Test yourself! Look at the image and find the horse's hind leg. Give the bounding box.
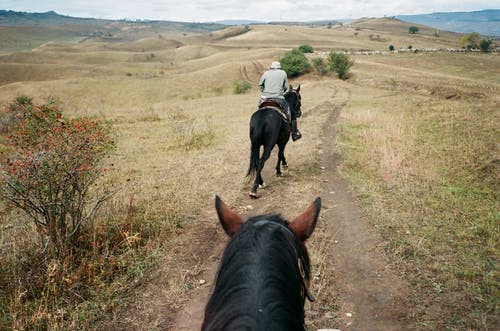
[276,144,287,176]
[250,146,272,197]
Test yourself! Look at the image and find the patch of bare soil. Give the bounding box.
[104,81,411,331]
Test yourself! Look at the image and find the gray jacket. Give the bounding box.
[258,68,289,99]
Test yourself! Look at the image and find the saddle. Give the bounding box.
[258,98,289,122]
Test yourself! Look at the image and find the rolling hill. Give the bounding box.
[0,10,226,53]
[396,9,500,36]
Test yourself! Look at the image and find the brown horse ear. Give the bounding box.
[296,84,301,92]
[289,84,293,91]
[215,195,244,237]
[289,198,321,241]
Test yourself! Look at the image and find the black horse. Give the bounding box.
[247,85,302,197]
[201,196,321,331]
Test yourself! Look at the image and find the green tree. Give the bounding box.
[467,32,481,49]
[409,26,419,34]
[327,52,353,79]
[298,44,314,53]
[280,49,311,77]
[479,39,492,52]
[460,35,469,48]
[389,44,395,51]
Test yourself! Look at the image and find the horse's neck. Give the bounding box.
[285,93,296,109]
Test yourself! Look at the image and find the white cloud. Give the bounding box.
[1,0,498,21]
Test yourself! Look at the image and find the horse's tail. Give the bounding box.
[247,142,259,177]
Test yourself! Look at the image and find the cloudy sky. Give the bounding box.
[1,1,498,22]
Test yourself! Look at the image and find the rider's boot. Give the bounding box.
[291,119,302,141]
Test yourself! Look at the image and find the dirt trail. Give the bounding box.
[171,82,410,330]
[315,85,410,330]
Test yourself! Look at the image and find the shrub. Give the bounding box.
[312,57,329,76]
[232,81,252,94]
[389,45,395,51]
[0,97,115,257]
[280,49,311,77]
[461,32,481,49]
[298,44,314,53]
[408,45,413,50]
[327,52,353,79]
[409,26,419,34]
[479,39,492,52]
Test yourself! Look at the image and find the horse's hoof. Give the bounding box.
[282,164,288,169]
[259,182,266,189]
[249,192,259,198]
[276,173,283,177]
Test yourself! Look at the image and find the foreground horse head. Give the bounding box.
[201,196,321,331]
[247,84,302,198]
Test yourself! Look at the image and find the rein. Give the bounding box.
[253,220,315,302]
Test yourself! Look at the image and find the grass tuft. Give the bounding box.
[170,118,216,150]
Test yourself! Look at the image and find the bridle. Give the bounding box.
[253,220,315,302]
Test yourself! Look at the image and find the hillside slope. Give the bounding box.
[396,9,500,36]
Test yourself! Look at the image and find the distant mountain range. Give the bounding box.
[215,19,262,26]
[1,9,499,36]
[0,10,109,26]
[0,10,224,32]
[396,9,500,37]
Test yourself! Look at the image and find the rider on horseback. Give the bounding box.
[258,61,302,141]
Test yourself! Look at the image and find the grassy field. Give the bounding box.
[0,19,498,330]
[339,53,499,328]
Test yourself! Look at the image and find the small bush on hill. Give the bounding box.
[327,52,353,79]
[280,49,311,77]
[312,57,329,76]
[298,44,314,53]
[389,45,395,51]
[232,81,252,94]
[409,26,419,34]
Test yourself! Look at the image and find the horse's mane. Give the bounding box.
[202,214,309,331]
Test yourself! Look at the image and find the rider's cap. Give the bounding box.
[270,61,281,69]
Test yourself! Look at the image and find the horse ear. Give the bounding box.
[289,84,293,91]
[296,84,301,92]
[215,195,244,237]
[289,198,321,241]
